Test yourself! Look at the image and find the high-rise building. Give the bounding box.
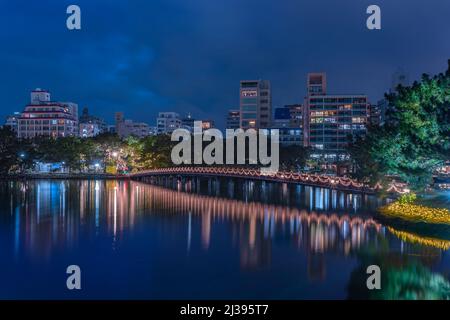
[303,74,369,160]
[307,73,327,96]
[226,109,240,129]
[115,111,152,138]
[156,112,181,134]
[17,89,79,139]
[79,107,107,138]
[239,80,271,129]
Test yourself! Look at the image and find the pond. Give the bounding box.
[0,179,449,299]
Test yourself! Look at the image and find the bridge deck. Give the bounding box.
[130,167,377,194]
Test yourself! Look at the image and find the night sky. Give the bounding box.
[1,0,449,129]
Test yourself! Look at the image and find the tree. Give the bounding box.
[0,127,20,173]
[349,64,450,191]
[35,136,90,172]
[279,145,310,172]
[126,134,174,171]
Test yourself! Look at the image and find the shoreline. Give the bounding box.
[0,173,130,180]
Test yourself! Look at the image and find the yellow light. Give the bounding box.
[380,202,450,225]
[388,227,450,250]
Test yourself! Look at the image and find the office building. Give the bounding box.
[285,104,303,128]
[272,107,291,128]
[239,80,271,129]
[17,88,79,138]
[265,127,302,146]
[115,112,152,138]
[268,106,303,145]
[157,112,181,134]
[304,74,369,160]
[4,112,21,132]
[226,109,240,129]
[79,107,107,137]
[307,73,327,96]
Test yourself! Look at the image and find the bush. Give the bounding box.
[398,192,417,204]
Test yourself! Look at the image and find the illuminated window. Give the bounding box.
[352,117,365,123]
[339,104,352,110]
[241,90,257,97]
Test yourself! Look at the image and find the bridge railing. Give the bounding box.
[130,166,378,192]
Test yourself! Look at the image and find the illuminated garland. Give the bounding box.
[131,167,378,191]
[387,227,450,250]
[381,202,450,225]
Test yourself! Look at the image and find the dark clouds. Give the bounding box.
[0,0,449,128]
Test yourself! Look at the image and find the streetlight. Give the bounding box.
[18,152,26,173]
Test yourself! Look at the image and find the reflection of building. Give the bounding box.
[240,80,271,129]
[10,175,449,297]
[307,253,326,281]
[79,107,107,137]
[238,215,272,270]
[303,74,369,160]
[201,212,211,249]
[226,109,240,129]
[115,112,152,138]
[17,88,79,138]
[157,112,181,134]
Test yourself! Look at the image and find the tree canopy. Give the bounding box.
[348,64,450,191]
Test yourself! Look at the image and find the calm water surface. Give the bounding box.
[0,179,449,299]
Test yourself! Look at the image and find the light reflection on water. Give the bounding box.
[0,179,449,299]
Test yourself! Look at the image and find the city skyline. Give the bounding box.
[1,0,449,129]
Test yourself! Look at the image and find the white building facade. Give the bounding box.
[115,112,152,138]
[157,112,181,134]
[17,89,78,139]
